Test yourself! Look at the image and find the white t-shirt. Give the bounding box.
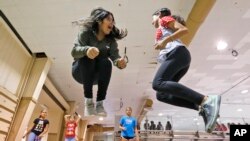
[157,27,185,63]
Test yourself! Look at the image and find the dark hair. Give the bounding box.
[172,15,186,26]
[153,8,171,17]
[152,8,186,26]
[82,7,127,40]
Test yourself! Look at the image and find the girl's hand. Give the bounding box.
[22,134,26,138]
[38,135,43,139]
[154,40,166,50]
[117,58,127,69]
[121,127,126,130]
[86,47,99,59]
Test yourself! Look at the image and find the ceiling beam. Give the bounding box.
[181,0,217,46]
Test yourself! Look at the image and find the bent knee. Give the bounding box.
[152,80,159,91]
[156,92,173,102]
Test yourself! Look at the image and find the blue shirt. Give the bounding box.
[119,116,137,137]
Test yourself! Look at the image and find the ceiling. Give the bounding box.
[1,0,250,130]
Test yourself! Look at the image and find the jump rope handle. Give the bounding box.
[123,46,129,63]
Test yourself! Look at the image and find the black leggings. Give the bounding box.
[152,46,204,110]
[72,57,112,101]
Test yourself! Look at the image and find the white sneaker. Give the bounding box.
[96,101,107,117]
[199,95,221,133]
[84,99,96,116]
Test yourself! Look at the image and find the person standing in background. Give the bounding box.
[64,114,81,141]
[23,109,49,141]
[119,107,139,141]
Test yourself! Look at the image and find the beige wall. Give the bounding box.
[0,16,32,141]
[0,18,32,95]
[1,13,69,141]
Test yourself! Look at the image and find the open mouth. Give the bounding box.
[108,25,113,30]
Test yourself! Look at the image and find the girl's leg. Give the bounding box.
[157,65,199,110]
[65,137,76,141]
[27,132,36,141]
[156,92,199,110]
[152,46,204,105]
[121,137,128,141]
[77,57,97,115]
[153,46,221,133]
[37,136,42,141]
[72,57,96,98]
[95,58,112,116]
[79,57,96,99]
[96,58,112,101]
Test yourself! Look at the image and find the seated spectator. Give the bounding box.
[144,119,150,130]
[165,121,172,130]
[150,121,156,130]
[156,121,164,130]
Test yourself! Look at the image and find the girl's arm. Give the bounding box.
[38,124,49,138]
[64,115,70,122]
[154,17,188,50]
[162,16,188,42]
[109,40,127,69]
[119,124,126,130]
[71,29,93,59]
[22,124,34,138]
[75,114,81,124]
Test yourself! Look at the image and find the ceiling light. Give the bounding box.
[193,118,198,121]
[99,117,104,121]
[237,108,243,112]
[217,40,228,50]
[241,90,248,94]
[158,113,163,116]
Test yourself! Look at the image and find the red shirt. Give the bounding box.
[155,16,175,41]
[65,121,77,138]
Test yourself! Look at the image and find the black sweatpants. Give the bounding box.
[72,57,112,101]
[152,46,204,110]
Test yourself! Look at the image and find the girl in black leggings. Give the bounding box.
[152,8,221,133]
[72,7,127,117]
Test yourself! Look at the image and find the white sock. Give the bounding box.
[96,100,103,105]
[85,98,93,104]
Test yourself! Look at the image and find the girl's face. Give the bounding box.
[40,110,47,118]
[152,15,159,28]
[126,108,132,116]
[69,116,75,122]
[99,14,114,35]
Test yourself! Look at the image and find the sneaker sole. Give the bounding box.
[206,95,221,133]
